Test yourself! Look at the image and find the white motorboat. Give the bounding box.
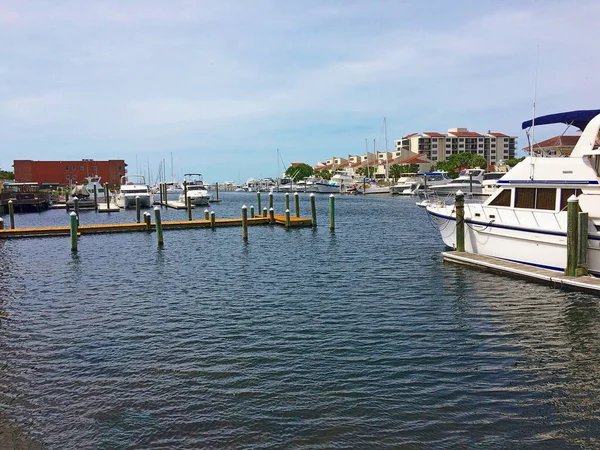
[316,173,354,194]
[115,175,153,209]
[481,172,506,196]
[84,175,105,199]
[179,173,211,206]
[428,168,485,196]
[392,172,453,195]
[364,184,391,195]
[425,108,600,275]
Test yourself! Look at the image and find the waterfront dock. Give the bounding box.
[0,214,312,239]
[443,251,600,294]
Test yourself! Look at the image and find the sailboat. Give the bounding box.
[364,118,391,194]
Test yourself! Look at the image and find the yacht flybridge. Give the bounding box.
[426,109,600,275]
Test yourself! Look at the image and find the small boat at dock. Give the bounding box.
[114,175,153,209]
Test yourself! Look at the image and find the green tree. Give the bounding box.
[356,166,376,178]
[314,169,332,180]
[285,163,313,181]
[433,152,486,178]
[0,170,14,180]
[504,157,525,167]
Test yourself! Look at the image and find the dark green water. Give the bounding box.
[1,193,599,448]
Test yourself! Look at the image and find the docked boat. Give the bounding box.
[481,172,506,196]
[84,175,105,199]
[364,184,391,195]
[428,168,485,196]
[392,172,453,195]
[114,175,153,209]
[425,108,600,275]
[316,173,354,194]
[179,173,211,206]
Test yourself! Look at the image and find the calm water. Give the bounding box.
[1,192,600,448]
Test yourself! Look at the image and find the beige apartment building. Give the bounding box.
[394,128,517,166]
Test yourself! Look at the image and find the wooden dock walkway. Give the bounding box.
[0,214,312,239]
[96,203,121,213]
[443,251,600,294]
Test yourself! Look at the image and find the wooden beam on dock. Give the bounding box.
[0,215,313,239]
[442,251,600,294]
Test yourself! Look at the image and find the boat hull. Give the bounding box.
[116,193,153,209]
[426,205,600,275]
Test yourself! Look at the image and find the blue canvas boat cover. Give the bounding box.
[521,109,600,130]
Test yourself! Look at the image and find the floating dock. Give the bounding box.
[96,203,121,213]
[443,251,600,294]
[0,214,312,239]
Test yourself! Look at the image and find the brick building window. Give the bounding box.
[66,166,69,170]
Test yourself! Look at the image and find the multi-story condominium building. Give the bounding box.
[394,128,516,166]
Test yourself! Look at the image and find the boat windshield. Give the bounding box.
[122,188,149,194]
[188,186,207,191]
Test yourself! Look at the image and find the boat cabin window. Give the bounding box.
[514,188,556,210]
[489,189,511,207]
[560,188,582,211]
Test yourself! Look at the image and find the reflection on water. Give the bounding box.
[0,193,599,448]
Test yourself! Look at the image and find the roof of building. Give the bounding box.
[447,131,483,137]
[397,153,431,165]
[488,132,509,137]
[402,133,418,139]
[524,135,580,150]
[423,132,446,137]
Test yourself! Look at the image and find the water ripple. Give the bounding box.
[1,193,600,448]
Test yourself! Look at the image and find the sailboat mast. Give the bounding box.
[384,117,389,182]
[373,138,376,180]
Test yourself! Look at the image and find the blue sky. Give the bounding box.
[1,0,599,183]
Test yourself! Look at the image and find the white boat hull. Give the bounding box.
[116,193,153,209]
[426,203,600,274]
[316,182,341,194]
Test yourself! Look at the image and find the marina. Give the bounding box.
[1,193,599,448]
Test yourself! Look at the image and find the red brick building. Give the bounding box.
[14,159,127,186]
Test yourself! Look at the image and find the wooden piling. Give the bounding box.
[566,195,578,276]
[204,209,209,220]
[285,193,290,212]
[183,181,188,210]
[135,195,141,223]
[73,196,80,224]
[93,184,98,208]
[210,211,216,229]
[154,207,164,247]
[215,182,219,201]
[8,200,15,229]
[577,211,589,276]
[285,209,291,229]
[263,207,267,217]
[187,195,192,221]
[242,205,248,240]
[257,192,261,211]
[294,192,300,217]
[104,183,110,211]
[269,207,275,224]
[469,173,473,193]
[310,193,317,228]
[69,211,78,252]
[250,205,255,218]
[159,182,164,205]
[269,192,274,210]
[144,212,151,231]
[455,191,465,252]
[0,217,4,230]
[329,194,335,231]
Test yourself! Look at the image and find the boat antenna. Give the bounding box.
[530,45,540,157]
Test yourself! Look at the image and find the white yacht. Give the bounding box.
[393,172,453,195]
[84,175,105,199]
[481,172,506,196]
[115,175,153,209]
[426,108,600,275]
[179,173,211,206]
[428,168,485,196]
[316,173,354,194]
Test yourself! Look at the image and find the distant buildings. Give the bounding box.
[14,159,126,186]
[394,128,517,166]
[311,126,518,181]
